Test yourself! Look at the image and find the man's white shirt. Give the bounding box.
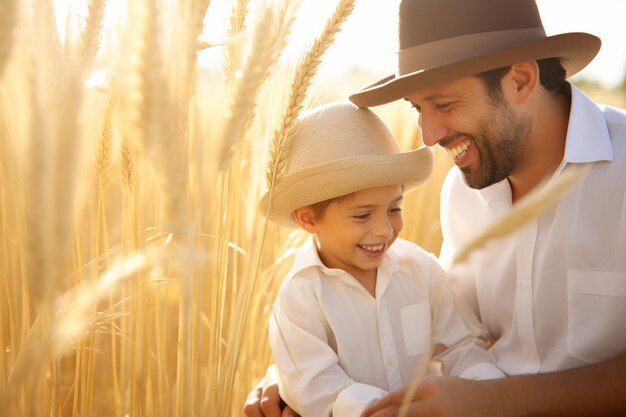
[439,85,626,375]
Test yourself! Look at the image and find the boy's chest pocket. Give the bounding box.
[401,303,431,356]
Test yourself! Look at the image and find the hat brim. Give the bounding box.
[350,32,601,108]
[260,146,433,228]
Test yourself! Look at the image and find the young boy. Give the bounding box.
[259,102,503,417]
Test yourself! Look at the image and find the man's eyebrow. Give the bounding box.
[405,94,454,104]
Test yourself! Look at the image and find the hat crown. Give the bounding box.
[286,102,400,175]
[399,0,543,50]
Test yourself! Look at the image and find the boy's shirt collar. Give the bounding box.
[289,236,400,295]
[477,83,614,208]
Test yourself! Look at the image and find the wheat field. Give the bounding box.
[0,1,450,416]
[1,1,623,417]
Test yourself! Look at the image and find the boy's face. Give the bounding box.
[310,185,404,281]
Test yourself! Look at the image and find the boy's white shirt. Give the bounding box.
[269,237,504,417]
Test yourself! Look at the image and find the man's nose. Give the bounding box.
[418,112,448,147]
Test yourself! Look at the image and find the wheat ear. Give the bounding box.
[266,0,357,190]
[218,0,301,171]
[96,96,114,187]
[125,0,162,154]
[452,164,589,265]
[125,0,186,231]
[80,0,107,71]
[224,0,250,88]
[120,136,135,189]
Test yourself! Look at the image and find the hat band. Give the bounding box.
[396,27,546,76]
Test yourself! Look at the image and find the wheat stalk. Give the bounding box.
[266,0,357,190]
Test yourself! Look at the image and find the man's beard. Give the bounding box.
[460,99,532,189]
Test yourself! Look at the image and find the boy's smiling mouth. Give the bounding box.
[358,243,386,258]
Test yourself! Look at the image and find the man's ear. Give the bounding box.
[505,61,539,106]
[293,207,317,234]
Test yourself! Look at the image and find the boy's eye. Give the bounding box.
[352,213,370,220]
[390,207,402,213]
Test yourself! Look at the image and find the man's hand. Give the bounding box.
[363,355,626,417]
[243,366,301,417]
[361,376,485,417]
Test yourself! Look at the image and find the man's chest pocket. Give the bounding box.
[567,270,626,363]
[401,303,431,356]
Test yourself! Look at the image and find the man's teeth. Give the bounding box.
[361,243,384,252]
[446,143,470,160]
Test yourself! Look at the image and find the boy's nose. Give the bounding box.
[372,215,394,238]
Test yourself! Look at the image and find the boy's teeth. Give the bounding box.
[361,243,384,252]
[446,142,470,160]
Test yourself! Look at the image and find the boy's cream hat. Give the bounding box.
[259,102,433,228]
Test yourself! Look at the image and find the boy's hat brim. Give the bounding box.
[259,102,434,228]
[260,146,433,228]
[350,0,601,108]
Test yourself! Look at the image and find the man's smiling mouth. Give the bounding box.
[446,141,470,161]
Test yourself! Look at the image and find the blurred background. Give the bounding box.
[2,1,625,416]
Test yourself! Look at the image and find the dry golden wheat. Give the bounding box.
[225,0,250,87]
[218,0,301,171]
[96,96,114,186]
[80,0,107,71]
[120,136,135,189]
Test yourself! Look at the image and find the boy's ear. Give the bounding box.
[293,207,317,233]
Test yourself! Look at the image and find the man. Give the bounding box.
[245,0,626,416]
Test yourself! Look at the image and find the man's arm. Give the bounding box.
[362,353,626,417]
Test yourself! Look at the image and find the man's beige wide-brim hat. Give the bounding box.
[259,102,433,228]
[350,0,601,107]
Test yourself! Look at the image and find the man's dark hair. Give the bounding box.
[477,58,569,100]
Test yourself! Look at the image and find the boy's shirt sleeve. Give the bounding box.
[269,276,387,417]
[424,254,506,380]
